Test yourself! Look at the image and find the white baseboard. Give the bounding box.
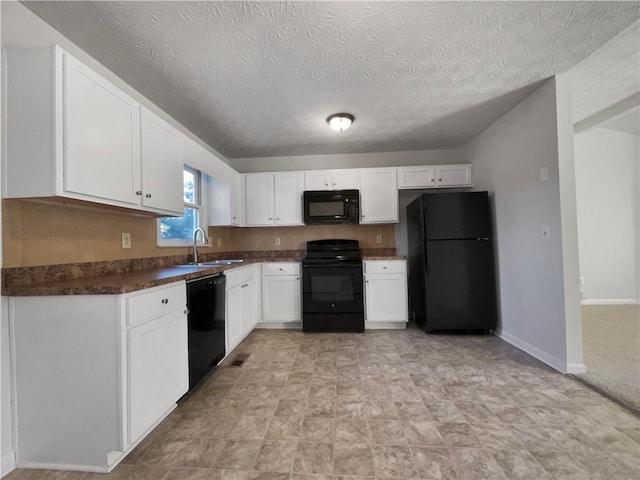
[581,299,639,305]
[365,322,407,330]
[255,321,302,329]
[566,362,587,374]
[496,330,568,373]
[1,451,16,478]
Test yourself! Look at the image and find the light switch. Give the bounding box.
[540,167,549,183]
[121,232,131,249]
[275,237,281,246]
[217,238,222,247]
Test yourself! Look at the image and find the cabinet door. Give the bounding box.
[262,276,301,322]
[128,309,188,443]
[226,283,244,352]
[242,280,256,335]
[360,168,399,223]
[274,172,304,225]
[332,169,360,190]
[246,173,274,225]
[435,165,472,187]
[140,108,184,214]
[398,166,436,189]
[63,53,141,206]
[231,170,245,226]
[304,171,332,191]
[365,274,408,322]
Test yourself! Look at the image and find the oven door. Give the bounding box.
[302,261,364,332]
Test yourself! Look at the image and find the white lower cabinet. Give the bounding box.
[261,263,301,326]
[7,281,188,473]
[225,264,261,352]
[364,260,408,328]
[127,308,188,443]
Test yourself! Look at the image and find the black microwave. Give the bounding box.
[303,190,360,225]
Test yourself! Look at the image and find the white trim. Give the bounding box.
[255,322,302,329]
[365,322,407,330]
[1,452,16,477]
[496,329,568,373]
[566,362,587,374]
[581,299,639,305]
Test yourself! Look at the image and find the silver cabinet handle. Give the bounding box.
[161,298,169,304]
[135,190,142,195]
[146,193,152,198]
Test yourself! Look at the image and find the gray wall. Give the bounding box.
[463,77,583,373]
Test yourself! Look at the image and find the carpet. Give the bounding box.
[578,304,640,412]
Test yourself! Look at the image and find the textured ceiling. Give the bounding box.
[570,20,640,123]
[23,1,640,159]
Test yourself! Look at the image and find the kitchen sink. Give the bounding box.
[172,259,244,268]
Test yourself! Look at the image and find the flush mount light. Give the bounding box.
[327,113,354,132]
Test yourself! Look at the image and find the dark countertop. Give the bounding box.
[2,253,404,296]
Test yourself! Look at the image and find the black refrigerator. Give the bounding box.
[406,191,497,333]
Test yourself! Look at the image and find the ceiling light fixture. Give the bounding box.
[327,113,354,132]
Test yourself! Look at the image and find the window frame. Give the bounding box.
[156,166,207,247]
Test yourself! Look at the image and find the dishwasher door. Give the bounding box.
[186,274,226,391]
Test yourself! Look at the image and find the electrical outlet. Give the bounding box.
[121,232,131,249]
[376,234,383,244]
[275,237,281,246]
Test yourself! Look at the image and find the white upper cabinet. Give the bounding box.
[63,53,141,206]
[359,168,399,223]
[5,46,187,216]
[230,170,246,226]
[274,172,304,225]
[139,107,184,214]
[246,172,303,226]
[398,164,472,189]
[207,166,245,227]
[304,169,360,191]
[246,173,275,226]
[398,166,436,189]
[435,164,473,187]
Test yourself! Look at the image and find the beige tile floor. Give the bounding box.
[6,328,640,480]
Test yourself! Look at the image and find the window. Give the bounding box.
[157,167,203,246]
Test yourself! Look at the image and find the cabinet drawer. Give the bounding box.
[225,265,257,288]
[126,282,186,327]
[364,260,406,274]
[262,262,301,276]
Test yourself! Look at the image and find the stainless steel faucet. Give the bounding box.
[193,227,209,264]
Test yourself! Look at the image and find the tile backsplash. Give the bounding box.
[2,200,395,267]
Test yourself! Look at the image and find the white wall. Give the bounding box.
[230,149,463,173]
[574,127,640,303]
[463,77,584,373]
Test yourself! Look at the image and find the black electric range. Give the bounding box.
[301,239,364,333]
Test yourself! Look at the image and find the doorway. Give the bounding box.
[573,106,640,411]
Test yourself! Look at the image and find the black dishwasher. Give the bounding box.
[186,274,226,391]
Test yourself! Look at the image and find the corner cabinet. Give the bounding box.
[7,282,188,473]
[261,263,301,327]
[5,46,183,216]
[364,260,408,328]
[225,264,261,353]
[359,168,399,223]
